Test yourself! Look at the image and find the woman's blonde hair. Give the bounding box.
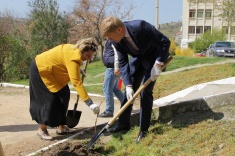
[100,16,124,37]
[73,37,98,53]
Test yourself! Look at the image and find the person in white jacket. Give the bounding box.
[98,40,124,117]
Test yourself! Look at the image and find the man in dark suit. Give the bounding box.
[100,16,170,143]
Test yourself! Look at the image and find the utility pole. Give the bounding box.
[156,0,159,30]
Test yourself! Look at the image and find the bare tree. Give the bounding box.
[69,0,136,60]
[0,11,15,36]
[215,0,235,26]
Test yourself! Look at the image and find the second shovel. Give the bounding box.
[66,60,89,128]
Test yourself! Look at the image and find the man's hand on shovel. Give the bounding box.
[150,60,163,81]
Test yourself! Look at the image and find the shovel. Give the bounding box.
[86,56,173,149]
[66,60,89,128]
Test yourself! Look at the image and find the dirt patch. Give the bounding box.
[39,142,100,156]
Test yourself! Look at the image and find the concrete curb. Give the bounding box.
[152,77,235,122]
[153,77,235,106]
[0,83,105,98]
[154,90,235,122]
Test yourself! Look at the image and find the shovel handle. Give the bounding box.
[107,56,173,125]
[81,60,89,82]
[73,60,89,110]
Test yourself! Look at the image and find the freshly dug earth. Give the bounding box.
[39,142,101,156]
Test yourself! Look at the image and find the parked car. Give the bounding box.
[211,41,235,57]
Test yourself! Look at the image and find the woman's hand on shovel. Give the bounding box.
[90,103,100,114]
[80,68,86,77]
[85,98,100,114]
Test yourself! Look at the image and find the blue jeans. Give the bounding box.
[103,68,124,114]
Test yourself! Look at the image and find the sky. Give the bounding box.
[0,0,182,25]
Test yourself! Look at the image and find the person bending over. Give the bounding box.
[29,38,100,140]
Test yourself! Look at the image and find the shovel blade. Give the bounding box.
[66,110,82,128]
[86,124,109,149]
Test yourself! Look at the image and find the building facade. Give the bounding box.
[181,0,235,49]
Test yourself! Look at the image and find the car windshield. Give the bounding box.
[215,42,235,48]
[215,42,230,47]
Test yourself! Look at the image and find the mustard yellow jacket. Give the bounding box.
[35,44,89,101]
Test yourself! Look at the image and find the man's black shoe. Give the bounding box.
[136,130,148,143]
[108,124,130,133]
[98,112,113,117]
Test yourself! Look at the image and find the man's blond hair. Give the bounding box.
[100,16,124,37]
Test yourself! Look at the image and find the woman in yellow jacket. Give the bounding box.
[29,38,100,140]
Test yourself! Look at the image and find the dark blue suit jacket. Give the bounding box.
[110,20,170,86]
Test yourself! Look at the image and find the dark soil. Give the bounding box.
[39,142,100,156]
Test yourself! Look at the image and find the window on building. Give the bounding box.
[196,26,203,33]
[189,10,196,17]
[205,9,212,18]
[197,9,204,18]
[189,26,195,33]
[223,26,229,34]
[230,26,235,34]
[204,26,211,32]
[198,0,207,3]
